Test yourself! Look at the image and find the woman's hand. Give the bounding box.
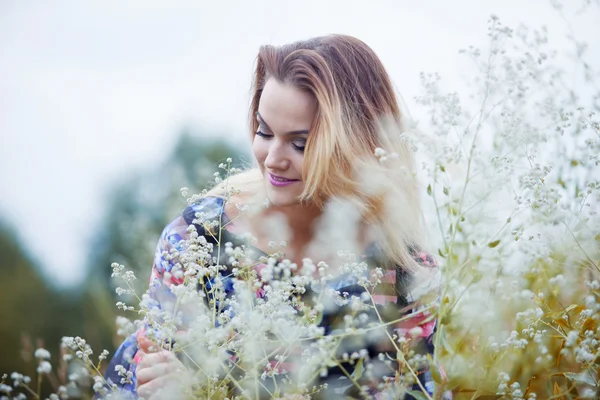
[136,337,190,400]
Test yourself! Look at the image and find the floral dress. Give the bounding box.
[104,196,450,399]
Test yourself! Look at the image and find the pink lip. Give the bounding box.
[268,173,299,187]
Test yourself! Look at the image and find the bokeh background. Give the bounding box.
[1,0,597,386]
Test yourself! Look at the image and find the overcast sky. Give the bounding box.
[0,0,597,286]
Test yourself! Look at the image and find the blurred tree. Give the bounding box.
[0,128,245,398]
[83,129,245,354]
[0,220,86,387]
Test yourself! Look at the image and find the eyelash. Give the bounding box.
[255,131,306,152]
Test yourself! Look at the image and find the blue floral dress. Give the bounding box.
[104,196,450,399]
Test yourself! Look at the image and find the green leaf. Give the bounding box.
[488,240,501,248]
[595,234,600,242]
[351,358,364,380]
[443,186,449,196]
[427,184,432,196]
[438,249,446,258]
[564,371,596,387]
[427,355,442,384]
[405,390,430,400]
[439,165,446,172]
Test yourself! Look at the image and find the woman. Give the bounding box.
[104,34,450,399]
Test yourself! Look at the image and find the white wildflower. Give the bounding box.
[36,361,52,374]
[34,348,51,360]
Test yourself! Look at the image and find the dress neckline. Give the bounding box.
[199,195,380,263]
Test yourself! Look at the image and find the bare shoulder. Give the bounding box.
[223,193,248,220]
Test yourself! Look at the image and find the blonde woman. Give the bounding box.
[104,35,450,400]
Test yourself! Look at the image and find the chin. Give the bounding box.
[265,188,302,208]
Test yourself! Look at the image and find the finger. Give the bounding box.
[138,337,158,353]
[136,360,179,386]
[137,350,176,371]
[136,373,186,400]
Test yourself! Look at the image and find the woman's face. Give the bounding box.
[253,78,317,207]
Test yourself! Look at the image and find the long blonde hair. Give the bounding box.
[210,34,432,282]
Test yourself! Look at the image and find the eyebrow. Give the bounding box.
[256,112,310,135]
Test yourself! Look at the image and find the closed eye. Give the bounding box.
[292,138,306,152]
[255,130,273,139]
[256,130,306,153]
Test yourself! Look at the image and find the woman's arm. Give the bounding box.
[102,197,228,398]
[102,211,194,395]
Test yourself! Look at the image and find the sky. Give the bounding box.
[0,0,598,286]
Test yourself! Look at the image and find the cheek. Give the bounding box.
[292,153,304,176]
[252,137,268,165]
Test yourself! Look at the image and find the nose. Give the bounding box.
[263,140,290,172]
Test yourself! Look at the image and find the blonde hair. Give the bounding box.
[210,34,432,280]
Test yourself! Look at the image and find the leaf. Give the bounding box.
[405,390,430,400]
[595,234,600,242]
[564,304,585,314]
[439,165,446,172]
[438,249,446,259]
[564,372,596,387]
[556,339,566,366]
[488,240,501,248]
[351,358,364,380]
[555,317,571,329]
[582,317,595,332]
[427,355,443,384]
[427,184,432,196]
[440,313,453,326]
[553,382,564,399]
[443,186,449,196]
[573,218,589,232]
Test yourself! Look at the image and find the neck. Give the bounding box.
[225,195,323,264]
[265,201,322,242]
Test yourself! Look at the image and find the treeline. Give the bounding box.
[0,130,245,396]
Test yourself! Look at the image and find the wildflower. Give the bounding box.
[10,373,30,387]
[36,361,52,374]
[408,326,424,338]
[115,316,136,337]
[93,376,105,392]
[34,348,51,359]
[98,349,110,362]
[566,330,579,347]
[510,382,523,398]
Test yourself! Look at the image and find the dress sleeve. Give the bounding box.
[102,197,227,397]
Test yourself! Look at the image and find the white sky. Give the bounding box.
[0,0,597,286]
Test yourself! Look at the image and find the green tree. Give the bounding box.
[0,220,88,391]
[83,129,245,353]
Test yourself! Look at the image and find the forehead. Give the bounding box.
[258,79,317,131]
